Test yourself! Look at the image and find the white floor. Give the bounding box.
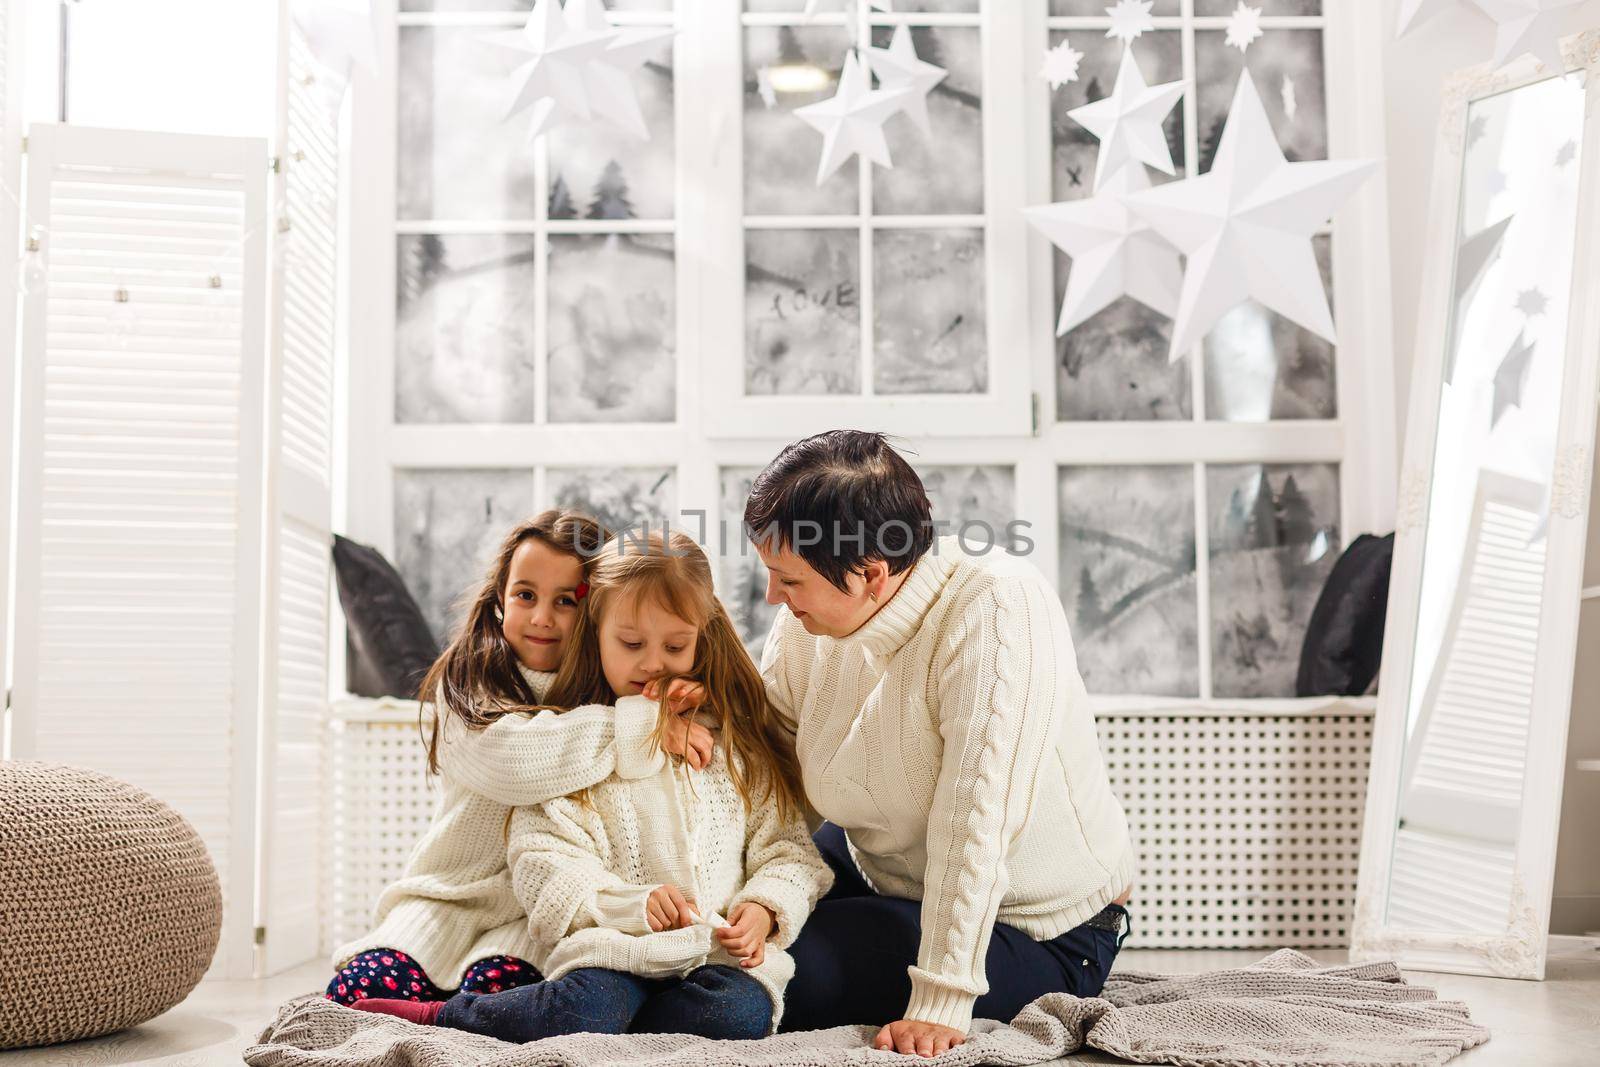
[4,946,1597,1066]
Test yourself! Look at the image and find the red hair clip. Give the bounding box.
[574,581,589,600]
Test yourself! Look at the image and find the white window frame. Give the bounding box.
[345,0,1396,702]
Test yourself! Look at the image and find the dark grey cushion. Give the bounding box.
[1296,532,1393,697]
[332,534,440,699]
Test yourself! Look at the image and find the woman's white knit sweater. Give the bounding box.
[331,668,670,987]
[758,536,1136,1033]
[507,747,832,1031]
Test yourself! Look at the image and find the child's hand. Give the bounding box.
[643,678,707,714]
[645,679,714,771]
[716,902,775,968]
[646,884,700,932]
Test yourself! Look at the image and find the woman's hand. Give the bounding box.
[873,1019,966,1058]
[715,902,775,968]
[644,680,713,771]
[645,884,699,932]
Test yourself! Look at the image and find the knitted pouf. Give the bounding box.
[0,760,223,1050]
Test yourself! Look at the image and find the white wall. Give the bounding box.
[1381,0,1600,936]
[53,0,276,137]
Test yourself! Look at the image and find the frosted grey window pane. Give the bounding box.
[918,466,1017,553]
[1050,30,1184,204]
[1053,251,1190,422]
[1049,1,1180,15]
[1059,465,1199,696]
[1204,235,1336,421]
[746,229,861,395]
[870,26,983,216]
[396,234,538,424]
[1195,0,1319,13]
[1195,30,1327,172]
[1207,462,1341,698]
[547,46,676,220]
[547,466,678,538]
[397,27,541,220]
[745,25,858,216]
[874,229,987,395]
[548,234,676,424]
[394,468,535,641]
[719,465,779,657]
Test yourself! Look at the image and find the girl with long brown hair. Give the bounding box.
[354,530,832,1041]
[326,511,715,1007]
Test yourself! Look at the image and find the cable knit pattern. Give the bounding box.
[507,748,833,1032]
[760,537,1136,1033]
[331,668,668,988]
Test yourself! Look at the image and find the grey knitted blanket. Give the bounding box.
[244,950,1489,1067]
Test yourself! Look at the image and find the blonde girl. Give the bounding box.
[354,530,832,1040]
[326,511,715,1005]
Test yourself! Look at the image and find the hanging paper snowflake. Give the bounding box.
[1041,38,1086,90]
[1224,3,1264,53]
[1105,1,1155,44]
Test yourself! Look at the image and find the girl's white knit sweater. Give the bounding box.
[331,668,670,987]
[758,536,1136,1033]
[507,747,832,1031]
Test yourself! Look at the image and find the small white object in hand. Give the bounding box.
[1224,2,1264,53]
[1041,38,1086,90]
[1105,0,1156,44]
[685,907,730,930]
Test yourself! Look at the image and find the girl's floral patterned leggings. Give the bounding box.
[325,949,541,1005]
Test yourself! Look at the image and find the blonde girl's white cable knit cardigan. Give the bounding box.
[331,667,669,988]
[507,748,833,1032]
[759,536,1136,1034]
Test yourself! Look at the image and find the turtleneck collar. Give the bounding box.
[843,536,962,663]
[517,661,558,694]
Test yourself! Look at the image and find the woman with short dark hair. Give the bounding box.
[746,430,1135,1059]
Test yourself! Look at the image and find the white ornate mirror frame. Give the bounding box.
[1351,32,1600,980]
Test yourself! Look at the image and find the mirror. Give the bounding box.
[1353,39,1600,980]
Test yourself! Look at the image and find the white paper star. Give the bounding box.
[1515,286,1549,316]
[1396,0,1475,36]
[1041,38,1086,91]
[1105,1,1156,44]
[1024,165,1183,336]
[1455,214,1514,306]
[1225,3,1265,53]
[794,51,909,184]
[564,0,676,141]
[1126,70,1380,360]
[489,0,614,143]
[864,25,948,138]
[1068,48,1187,190]
[1471,0,1589,72]
[1491,331,1535,426]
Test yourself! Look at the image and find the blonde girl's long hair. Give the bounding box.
[539,528,804,823]
[419,508,609,775]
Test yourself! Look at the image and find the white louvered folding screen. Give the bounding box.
[1390,469,1546,934]
[256,21,341,976]
[0,0,24,755]
[10,123,269,980]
